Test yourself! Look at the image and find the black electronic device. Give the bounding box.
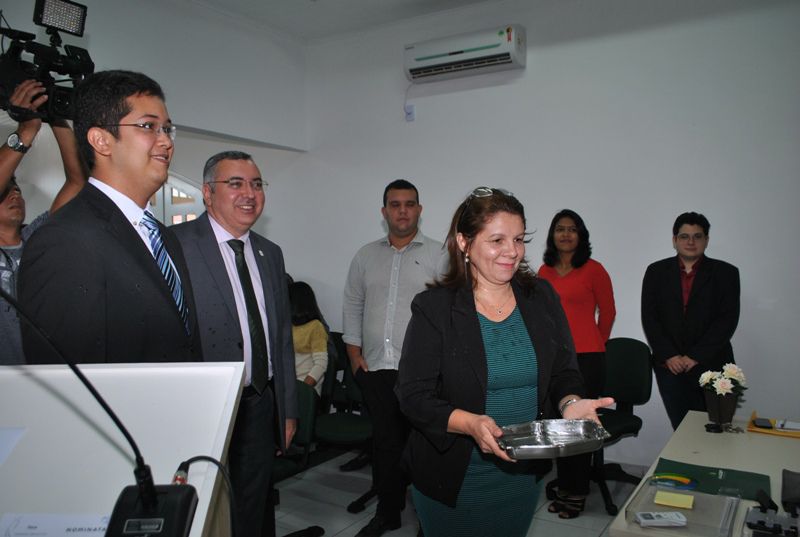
[752,417,773,429]
[0,0,94,122]
[106,484,198,537]
[745,493,798,537]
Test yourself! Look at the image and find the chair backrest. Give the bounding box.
[319,331,343,413]
[314,332,373,446]
[327,331,366,411]
[604,337,653,412]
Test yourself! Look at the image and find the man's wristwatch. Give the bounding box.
[7,132,30,154]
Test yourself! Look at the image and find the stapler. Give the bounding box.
[745,489,798,537]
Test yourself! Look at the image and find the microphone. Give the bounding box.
[0,288,198,537]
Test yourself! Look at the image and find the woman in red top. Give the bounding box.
[538,209,616,518]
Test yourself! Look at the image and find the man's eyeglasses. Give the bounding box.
[207,179,267,191]
[676,232,706,242]
[98,122,177,141]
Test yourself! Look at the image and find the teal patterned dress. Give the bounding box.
[413,307,540,537]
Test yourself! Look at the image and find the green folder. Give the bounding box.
[653,458,770,501]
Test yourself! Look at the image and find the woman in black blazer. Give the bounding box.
[396,188,613,537]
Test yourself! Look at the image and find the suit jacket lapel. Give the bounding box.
[250,235,278,352]
[668,256,685,310]
[195,213,240,324]
[452,286,487,393]
[688,256,712,306]
[514,282,552,390]
[86,185,182,316]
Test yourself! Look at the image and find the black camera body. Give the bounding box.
[0,2,94,123]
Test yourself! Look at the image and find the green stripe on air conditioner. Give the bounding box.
[415,43,501,62]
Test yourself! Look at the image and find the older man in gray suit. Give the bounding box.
[172,150,297,537]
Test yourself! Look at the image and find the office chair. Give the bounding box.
[592,337,653,515]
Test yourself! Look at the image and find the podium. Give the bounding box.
[0,362,244,536]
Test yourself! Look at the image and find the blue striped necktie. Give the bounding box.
[141,211,190,334]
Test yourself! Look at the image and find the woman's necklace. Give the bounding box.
[475,288,514,315]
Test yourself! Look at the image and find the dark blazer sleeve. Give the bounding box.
[397,290,461,453]
[250,234,297,451]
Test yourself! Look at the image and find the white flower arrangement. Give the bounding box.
[698,363,747,396]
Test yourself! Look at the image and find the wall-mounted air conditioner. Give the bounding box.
[404,25,526,83]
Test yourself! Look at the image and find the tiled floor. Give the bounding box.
[275,450,644,537]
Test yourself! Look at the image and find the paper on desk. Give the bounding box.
[777,419,800,431]
[654,489,695,509]
[0,514,109,536]
[0,427,25,466]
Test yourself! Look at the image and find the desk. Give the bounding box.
[609,411,799,537]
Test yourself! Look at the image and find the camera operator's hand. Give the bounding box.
[2,79,86,212]
[9,80,48,143]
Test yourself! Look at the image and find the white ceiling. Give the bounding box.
[189,0,494,40]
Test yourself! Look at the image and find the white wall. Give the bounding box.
[6,0,800,467]
[2,0,308,149]
[268,0,800,465]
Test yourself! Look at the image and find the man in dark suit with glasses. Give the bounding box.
[172,150,297,537]
[18,70,202,364]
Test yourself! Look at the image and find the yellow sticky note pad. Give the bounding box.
[654,490,694,510]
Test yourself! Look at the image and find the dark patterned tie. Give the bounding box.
[227,239,269,393]
[140,211,190,335]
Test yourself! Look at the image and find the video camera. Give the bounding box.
[0,0,94,123]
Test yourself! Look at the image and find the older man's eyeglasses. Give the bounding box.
[98,122,177,141]
[207,179,267,191]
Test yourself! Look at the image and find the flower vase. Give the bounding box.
[704,391,738,425]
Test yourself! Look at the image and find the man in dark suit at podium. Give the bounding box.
[172,151,297,537]
[18,70,202,364]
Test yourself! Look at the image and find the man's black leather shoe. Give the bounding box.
[354,515,401,537]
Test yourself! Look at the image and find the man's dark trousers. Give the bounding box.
[229,384,276,537]
[355,369,410,523]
